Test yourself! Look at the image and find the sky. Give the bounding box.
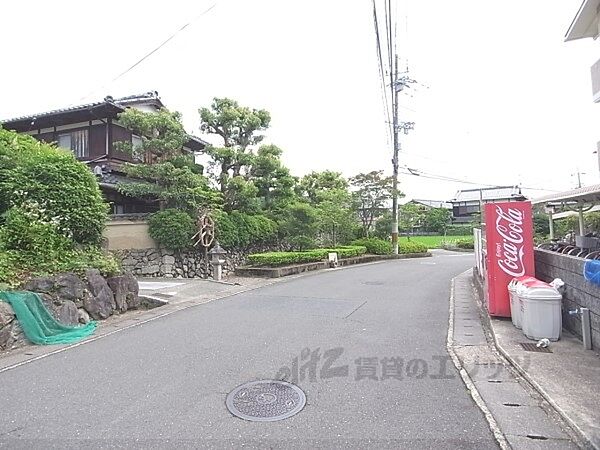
[1,0,598,202]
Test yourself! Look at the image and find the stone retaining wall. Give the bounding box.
[114,244,283,279]
[535,249,600,349]
[0,270,139,352]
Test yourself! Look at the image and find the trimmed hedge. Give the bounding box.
[351,237,392,255]
[148,209,196,251]
[456,238,474,249]
[248,246,367,267]
[440,237,474,250]
[214,210,277,248]
[399,241,428,254]
[445,225,474,236]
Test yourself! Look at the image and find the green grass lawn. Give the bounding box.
[399,235,472,249]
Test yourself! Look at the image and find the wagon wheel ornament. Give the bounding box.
[192,214,215,248]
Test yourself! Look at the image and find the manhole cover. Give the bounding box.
[225,380,306,422]
[520,342,552,353]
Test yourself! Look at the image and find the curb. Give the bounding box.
[447,273,510,450]
[492,338,596,450]
[471,271,597,450]
[235,251,433,278]
[488,319,597,450]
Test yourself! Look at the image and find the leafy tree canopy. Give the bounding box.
[115,109,220,213]
[350,170,393,237]
[117,108,188,161]
[199,97,271,149]
[118,162,221,213]
[296,170,348,204]
[200,98,271,193]
[249,144,296,211]
[423,207,451,234]
[399,203,425,236]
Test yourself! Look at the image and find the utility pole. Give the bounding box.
[571,168,586,189]
[391,54,400,254]
[390,78,415,254]
[374,0,416,254]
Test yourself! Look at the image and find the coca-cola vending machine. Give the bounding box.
[484,201,535,317]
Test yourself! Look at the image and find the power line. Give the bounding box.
[371,0,393,144]
[384,0,394,77]
[399,166,560,192]
[78,2,218,102]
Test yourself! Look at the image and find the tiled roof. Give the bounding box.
[1,91,162,124]
[411,199,452,209]
[450,186,525,203]
[98,172,132,186]
[1,91,208,149]
[1,100,107,124]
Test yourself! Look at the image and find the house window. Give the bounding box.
[131,134,144,161]
[57,129,89,158]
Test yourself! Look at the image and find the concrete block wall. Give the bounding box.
[535,249,600,349]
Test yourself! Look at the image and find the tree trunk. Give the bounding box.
[220,162,229,194]
[232,164,241,177]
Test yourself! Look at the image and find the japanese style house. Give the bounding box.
[449,186,527,224]
[1,91,207,214]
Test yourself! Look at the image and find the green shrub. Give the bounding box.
[148,209,195,251]
[440,237,474,250]
[398,241,428,254]
[445,225,474,236]
[247,245,367,266]
[214,211,277,248]
[63,248,120,276]
[373,213,394,240]
[0,209,119,286]
[288,235,316,251]
[0,251,17,287]
[0,128,119,286]
[278,202,318,244]
[351,237,392,255]
[0,206,72,257]
[456,238,474,249]
[0,128,108,245]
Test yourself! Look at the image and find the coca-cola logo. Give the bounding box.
[494,205,526,277]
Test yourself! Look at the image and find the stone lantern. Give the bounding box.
[208,242,227,281]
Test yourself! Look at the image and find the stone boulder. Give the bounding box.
[0,302,15,328]
[55,301,79,325]
[22,276,55,294]
[107,273,140,312]
[0,322,24,351]
[84,269,116,320]
[77,308,91,325]
[0,303,24,351]
[54,272,85,305]
[36,292,79,326]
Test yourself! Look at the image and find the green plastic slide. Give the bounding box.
[0,291,96,345]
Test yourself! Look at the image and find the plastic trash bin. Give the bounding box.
[508,276,537,329]
[518,279,563,341]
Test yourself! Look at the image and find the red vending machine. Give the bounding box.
[484,201,535,317]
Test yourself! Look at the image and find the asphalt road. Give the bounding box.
[0,252,498,449]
